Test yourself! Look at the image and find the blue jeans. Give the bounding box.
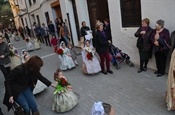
[16,87,38,114]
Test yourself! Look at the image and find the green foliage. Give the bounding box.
[0,2,13,27]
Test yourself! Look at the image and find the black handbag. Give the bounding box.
[11,102,25,115]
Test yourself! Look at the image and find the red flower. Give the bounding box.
[59,77,68,87]
[57,48,63,55]
[86,52,93,60]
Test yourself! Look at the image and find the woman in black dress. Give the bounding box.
[135,18,153,73]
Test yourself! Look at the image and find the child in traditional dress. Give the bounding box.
[81,40,101,74]
[52,69,78,112]
[51,35,59,52]
[68,44,78,65]
[21,49,30,63]
[25,36,35,51]
[58,41,75,70]
[8,43,21,69]
[91,101,115,115]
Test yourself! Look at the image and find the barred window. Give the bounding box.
[120,0,141,27]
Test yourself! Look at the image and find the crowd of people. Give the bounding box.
[0,16,175,114]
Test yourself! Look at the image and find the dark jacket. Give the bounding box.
[81,26,90,36]
[150,28,170,53]
[94,30,109,54]
[0,42,11,65]
[48,24,55,33]
[104,24,112,41]
[135,26,153,51]
[3,64,51,111]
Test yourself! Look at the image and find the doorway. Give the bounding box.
[87,0,110,33]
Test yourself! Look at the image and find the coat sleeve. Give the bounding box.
[134,28,141,37]
[4,44,10,57]
[37,73,52,87]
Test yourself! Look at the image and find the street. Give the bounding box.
[0,39,175,115]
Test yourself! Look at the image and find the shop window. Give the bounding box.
[120,0,141,27]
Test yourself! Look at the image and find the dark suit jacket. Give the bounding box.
[94,30,109,54]
[3,64,51,111]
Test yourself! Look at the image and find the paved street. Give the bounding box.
[0,39,175,115]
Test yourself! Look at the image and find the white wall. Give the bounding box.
[60,0,79,46]
[108,0,175,69]
[75,0,91,29]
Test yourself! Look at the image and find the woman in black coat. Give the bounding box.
[94,21,113,75]
[135,18,153,73]
[3,56,55,115]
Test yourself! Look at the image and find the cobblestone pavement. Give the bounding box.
[0,39,175,115]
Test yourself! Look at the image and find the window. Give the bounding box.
[28,0,32,6]
[120,0,141,27]
[45,12,50,24]
[33,0,36,4]
[25,18,28,27]
[36,15,41,26]
[21,18,24,26]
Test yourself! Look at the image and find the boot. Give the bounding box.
[32,111,40,115]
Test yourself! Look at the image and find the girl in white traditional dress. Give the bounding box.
[25,35,35,51]
[8,43,21,69]
[52,69,78,112]
[81,40,101,74]
[91,101,115,115]
[33,37,40,50]
[58,41,75,70]
[21,49,47,94]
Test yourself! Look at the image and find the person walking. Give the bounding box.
[3,56,55,115]
[0,34,11,78]
[94,21,113,75]
[135,18,153,73]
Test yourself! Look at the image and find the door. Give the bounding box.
[87,0,109,32]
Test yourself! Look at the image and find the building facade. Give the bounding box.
[10,0,175,69]
[10,0,62,37]
[59,0,175,69]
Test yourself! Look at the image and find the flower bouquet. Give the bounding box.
[85,47,94,60]
[57,48,64,55]
[86,52,93,60]
[53,77,70,95]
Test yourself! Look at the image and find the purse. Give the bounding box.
[11,102,25,115]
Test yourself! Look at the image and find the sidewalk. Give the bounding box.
[0,39,175,115]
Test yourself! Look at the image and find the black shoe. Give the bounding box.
[107,70,113,74]
[137,69,143,73]
[102,71,108,75]
[154,70,159,74]
[157,74,164,77]
[144,67,147,71]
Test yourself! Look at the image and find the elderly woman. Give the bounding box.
[3,56,55,115]
[134,18,153,73]
[94,21,113,75]
[151,19,171,77]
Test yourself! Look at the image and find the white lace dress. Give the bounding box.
[58,48,75,70]
[82,46,101,74]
